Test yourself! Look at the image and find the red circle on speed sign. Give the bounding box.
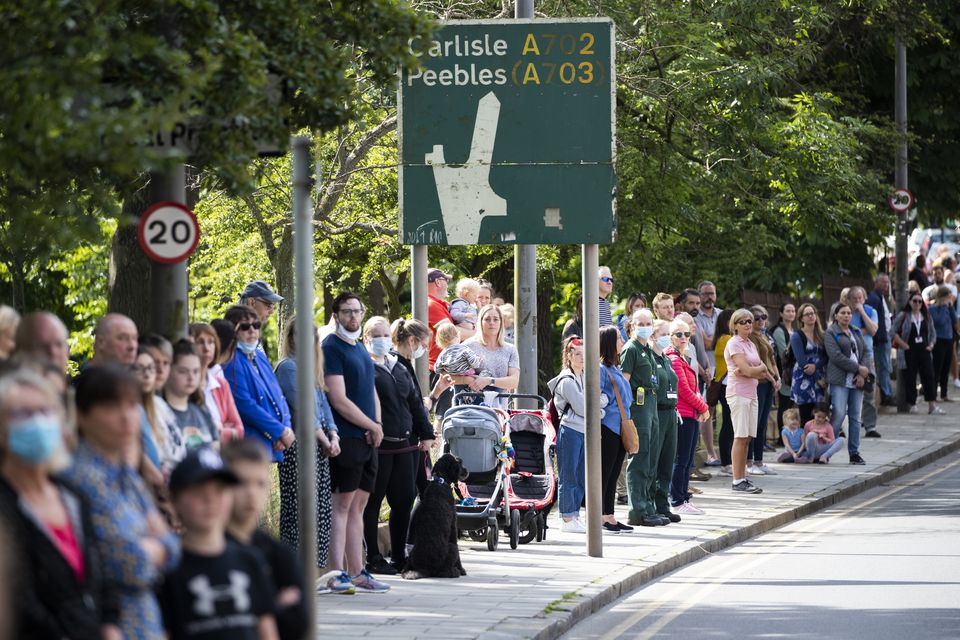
[887,188,914,213]
[137,202,201,264]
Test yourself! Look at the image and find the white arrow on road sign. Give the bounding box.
[137,202,201,264]
[887,188,914,213]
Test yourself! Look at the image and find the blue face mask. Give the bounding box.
[655,335,672,350]
[369,336,392,356]
[8,414,61,464]
[634,326,654,340]
[237,340,258,355]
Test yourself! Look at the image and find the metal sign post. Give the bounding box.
[148,165,189,340]
[582,244,603,557]
[291,136,317,638]
[894,36,909,413]
[411,245,430,393]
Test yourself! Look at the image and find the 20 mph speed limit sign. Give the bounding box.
[138,202,201,263]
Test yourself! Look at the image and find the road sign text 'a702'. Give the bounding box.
[399,18,616,246]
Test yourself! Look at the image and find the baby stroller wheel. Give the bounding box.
[518,514,538,545]
[509,509,520,549]
[486,521,499,551]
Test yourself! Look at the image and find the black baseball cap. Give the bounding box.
[169,447,240,494]
[239,280,283,304]
[427,268,453,283]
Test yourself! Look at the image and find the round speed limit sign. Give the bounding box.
[137,202,201,263]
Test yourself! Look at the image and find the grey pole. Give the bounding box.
[149,165,189,340]
[582,244,602,556]
[291,135,317,637]
[411,245,430,393]
[514,0,538,408]
[894,36,909,413]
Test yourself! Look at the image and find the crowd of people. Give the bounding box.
[549,265,959,533]
[0,252,956,638]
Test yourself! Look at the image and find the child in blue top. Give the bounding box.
[777,408,808,463]
[598,326,634,534]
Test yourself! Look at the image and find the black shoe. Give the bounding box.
[616,495,628,505]
[615,521,634,532]
[638,514,663,527]
[880,396,897,407]
[366,555,398,575]
[602,522,621,534]
[390,559,407,574]
[659,511,682,523]
[849,453,866,465]
[865,430,882,438]
[655,514,671,526]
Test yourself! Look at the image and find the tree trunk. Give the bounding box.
[536,273,554,397]
[108,187,153,332]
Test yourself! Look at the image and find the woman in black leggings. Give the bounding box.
[711,310,735,473]
[362,316,435,574]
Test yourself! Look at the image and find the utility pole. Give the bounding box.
[411,245,430,393]
[149,164,188,339]
[514,1,538,407]
[582,244,603,557]
[894,35,909,413]
[291,136,317,639]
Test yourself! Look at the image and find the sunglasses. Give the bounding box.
[910,299,923,304]
[672,331,692,338]
[802,311,817,317]
[600,277,614,283]
[754,314,768,321]
[736,319,754,325]
[237,321,262,332]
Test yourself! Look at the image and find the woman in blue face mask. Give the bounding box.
[361,317,435,575]
[222,305,295,464]
[0,369,124,640]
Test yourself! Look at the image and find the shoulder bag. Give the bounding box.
[605,368,639,454]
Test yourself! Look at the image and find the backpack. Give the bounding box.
[781,327,801,373]
[547,374,575,427]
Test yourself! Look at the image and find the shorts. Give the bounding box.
[329,437,377,494]
[727,394,759,438]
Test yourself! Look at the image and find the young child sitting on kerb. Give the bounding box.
[802,402,846,464]
[778,408,809,463]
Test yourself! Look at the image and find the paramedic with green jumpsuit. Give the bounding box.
[651,319,682,522]
[620,309,667,527]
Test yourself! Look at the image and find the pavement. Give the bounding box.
[316,402,960,639]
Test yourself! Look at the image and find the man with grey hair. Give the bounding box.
[849,286,881,438]
[13,311,70,372]
[599,266,614,327]
[89,313,139,368]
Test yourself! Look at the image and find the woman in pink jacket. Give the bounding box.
[190,323,244,442]
[665,319,710,515]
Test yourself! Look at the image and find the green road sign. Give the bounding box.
[399,18,616,246]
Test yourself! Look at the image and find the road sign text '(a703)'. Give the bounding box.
[399,18,616,246]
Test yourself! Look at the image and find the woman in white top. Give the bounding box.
[461,305,520,405]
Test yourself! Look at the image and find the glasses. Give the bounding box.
[338,308,365,316]
[131,364,156,374]
[600,277,614,283]
[672,331,692,338]
[802,311,817,317]
[735,319,754,325]
[910,299,923,304]
[237,321,262,332]
[256,298,275,308]
[754,314,768,321]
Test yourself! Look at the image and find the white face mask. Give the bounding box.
[369,336,392,356]
[337,322,362,341]
[412,344,427,360]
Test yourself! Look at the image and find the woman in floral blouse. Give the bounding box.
[63,365,180,640]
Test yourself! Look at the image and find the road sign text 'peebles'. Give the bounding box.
[399,19,616,246]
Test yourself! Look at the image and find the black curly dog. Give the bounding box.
[403,453,468,579]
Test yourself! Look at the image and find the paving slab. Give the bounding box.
[316,404,960,639]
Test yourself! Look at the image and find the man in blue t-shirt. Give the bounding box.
[849,286,881,438]
[320,292,389,594]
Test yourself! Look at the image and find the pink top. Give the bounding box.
[48,519,85,582]
[803,419,835,444]
[667,348,708,419]
[210,367,244,442]
[724,335,762,399]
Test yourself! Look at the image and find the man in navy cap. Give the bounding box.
[239,280,284,324]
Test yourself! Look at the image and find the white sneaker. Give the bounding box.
[717,465,733,476]
[674,501,705,515]
[561,518,587,533]
[747,463,766,475]
[755,463,776,475]
[954,378,960,389]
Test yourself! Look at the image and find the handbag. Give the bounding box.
[706,378,723,406]
[605,369,639,454]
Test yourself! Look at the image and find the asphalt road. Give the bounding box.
[563,451,960,640]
